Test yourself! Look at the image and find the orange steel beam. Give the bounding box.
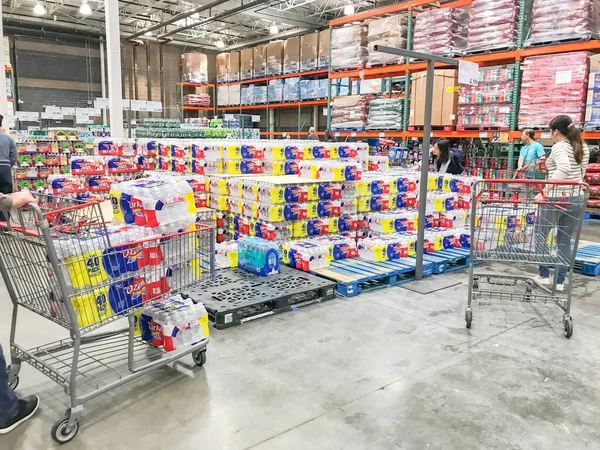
[177,82,214,88]
[178,105,213,110]
[217,69,328,87]
[518,40,600,59]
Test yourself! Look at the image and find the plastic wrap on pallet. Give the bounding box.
[367,98,403,130]
[331,95,372,129]
[518,52,589,127]
[217,85,229,106]
[525,0,600,46]
[366,15,407,66]
[331,24,368,71]
[268,79,284,103]
[241,85,255,105]
[254,86,268,104]
[228,85,240,106]
[585,59,600,129]
[283,77,300,102]
[413,8,469,55]
[466,0,520,51]
[183,93,210,107]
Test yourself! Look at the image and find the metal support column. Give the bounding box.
[100,38,107,125]
[326,27,332,129]
[105,0,124,138]
[0,1,8,118]
[375,45,461,280]
[313,105,318,130]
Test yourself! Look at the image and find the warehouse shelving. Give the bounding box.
[177,82,216,121]
[324,0,600,170]
[218,99,327,111]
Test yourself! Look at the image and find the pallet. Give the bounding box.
[331,127,366,132]
[584,209,600,221]
[456,126,510,132]
[408,125,455,132]
[462,45,516,56]
[583,124,600,131]
[575,241,600,276]
[310,257,433,297]
[182,266,336,329]
[412,247,472,274]
[524,36,591,48]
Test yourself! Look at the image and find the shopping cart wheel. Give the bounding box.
[51,410,79,444]
[192,349,207,367]
[465,309,473,329]
[563,315,573,339]
[6,365,19,390]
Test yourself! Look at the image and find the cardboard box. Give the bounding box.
[300,33,319,72]
[591,54,600,72]
[283,37,300,74]
[229,51,241,82]
[266,41,284,76]
[318,30,329,68]
[410,69,458,126]
[216,53,229,84]
[182,53,208,83]
[253,44,267,78]
[241,48,253,80]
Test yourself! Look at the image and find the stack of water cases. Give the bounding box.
[357,171,477,263]
[47,138,143,201]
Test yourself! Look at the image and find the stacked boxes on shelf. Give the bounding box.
[466,0,520,52]
[584,163,600,208]
[182,53,208,83]
[253,44,267,78]
[300,32,319,71]
[331,24,368,71]
[229,51,241,82]
[331,95,373,130]
[366,15,407,67]
[525,0,600,46]
[266,41,284,76]
[284,37,301,74]
[410,69,459,128]
[585,54,600,130]
[318,29,329,69]
[413,8,468,56]
[241,48,253,80]
[519,52,589,127]
[216,53,229,83]
[457,67,515,130]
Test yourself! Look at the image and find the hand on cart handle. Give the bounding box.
[9,190,36,209]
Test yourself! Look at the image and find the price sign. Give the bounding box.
[61,107,76,116]
[88,108,101,117]
[458,60,479,86]
[122,99,131,111]
[251,115,260,122]
[146,101,162,112]
[16,111,39,121]
[94,98,109,109]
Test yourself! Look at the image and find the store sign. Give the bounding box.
[15,111,39,121]
[251,115,260,122]
[122,99,131,111]
[130,100,147,111]
[41,111,64,120]
[146,101,162,112]
[88,108,102,117]
[95,98,109,109]
[458,60,479,86]
[61,107,76,116]
[44,105,61,114]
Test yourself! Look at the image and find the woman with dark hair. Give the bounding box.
[414,139,463,174]
[324,129,335,142]
[535,115,589,292]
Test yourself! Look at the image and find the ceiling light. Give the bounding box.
[80,0,91,15]
[269,24,279,34]
[191,12,200,19]
[33,2,46,16]
[144,31,153,36]
[216,40,225,48]
[343,4,354,15]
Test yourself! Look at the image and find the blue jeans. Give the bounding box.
[538,197,583,285]
[0,345,17,419]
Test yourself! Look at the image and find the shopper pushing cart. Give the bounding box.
[467,115,589,338]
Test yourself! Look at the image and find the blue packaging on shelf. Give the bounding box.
[283,77,300,101]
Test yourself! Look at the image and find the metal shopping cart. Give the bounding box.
[466,179,588,338]
[0,194,214,443]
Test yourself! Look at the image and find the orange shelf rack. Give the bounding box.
[218,99,328,111]
[217,69,329,87]
[178,105,213,111]
[177,82,215,88]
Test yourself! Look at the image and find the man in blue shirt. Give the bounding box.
[518,129,546,177]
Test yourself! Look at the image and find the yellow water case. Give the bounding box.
[328,217,339,234]
[64,250,109,290]
[70,286,113,328]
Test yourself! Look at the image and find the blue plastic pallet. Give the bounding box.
[584,210,600,222]
[310,257,433,297]
[575,241,600,276]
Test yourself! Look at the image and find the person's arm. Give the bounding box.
[517,156,524,170]
[5,190,35,209]
[9,136,17,167]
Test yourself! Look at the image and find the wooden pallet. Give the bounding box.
[310,257,433,297]
[407,125,455,132]
[575,241,600,276]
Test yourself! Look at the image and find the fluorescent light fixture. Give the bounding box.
[144,31,153,36]
[80,0,91,15]
[269,24,279,34]
[216,40,225,48]
[343,4,354,15]
[33,2,46,16]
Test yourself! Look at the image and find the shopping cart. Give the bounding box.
[0,194,214,443]
[466,179,588,338]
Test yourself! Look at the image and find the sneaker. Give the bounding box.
[556,283,565,292]
[534,275,551,286]
[0,395,40,435]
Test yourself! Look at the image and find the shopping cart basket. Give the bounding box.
[466,179,588,338]
[0,194,214,443]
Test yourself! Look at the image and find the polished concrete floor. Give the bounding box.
[1,223,600,449]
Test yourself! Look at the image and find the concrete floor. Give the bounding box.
[1,224,600,449]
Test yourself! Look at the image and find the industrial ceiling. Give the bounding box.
[3,0,383,51]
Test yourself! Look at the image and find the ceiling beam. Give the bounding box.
[223,27,311,51]
[127,0,232,40]
[156,0,273,39]
[242,8,327,28]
